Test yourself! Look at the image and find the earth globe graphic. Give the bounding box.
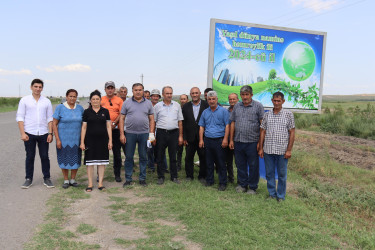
[282,41,316,81]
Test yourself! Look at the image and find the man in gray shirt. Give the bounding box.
[229,85,264,194]
[153,86,184,185]
[119,83,155,187]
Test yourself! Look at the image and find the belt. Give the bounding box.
[205,137,224,140]
[157,128,178,133]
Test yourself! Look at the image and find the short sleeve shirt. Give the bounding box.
[101,96,123,122]
[121,97,154,134]
[83,107,111,137]
[260,109,295,155]
[198,105,230,138]
[154,100,183,130]
[230,100,264,143]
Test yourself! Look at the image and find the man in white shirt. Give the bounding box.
[153,86,184,184]
[16,79,54,189]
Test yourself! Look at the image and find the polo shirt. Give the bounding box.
[154,100,183,130]
[198,105,230,138]
[101,96,123,122]
[230,100,264,143]
[121,97,154,134]
[16,95,53,135]
[260,108,295,155]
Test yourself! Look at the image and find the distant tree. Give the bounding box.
[269,69,277,80]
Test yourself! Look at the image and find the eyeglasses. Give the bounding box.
[109,99,113,106]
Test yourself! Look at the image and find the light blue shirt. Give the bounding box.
[154,100,184,130]
[192,101,201,120]
[198,105,230,138]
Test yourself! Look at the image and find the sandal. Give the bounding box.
[98,186,106,191]
[86,187,93,192]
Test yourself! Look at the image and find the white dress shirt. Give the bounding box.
[16,95,53,135]
[154,100,183,130]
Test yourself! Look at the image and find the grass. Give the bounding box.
[0,97,62,113]
[26,132,375,249]
[76,224,97,235]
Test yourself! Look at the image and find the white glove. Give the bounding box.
[149,133,155,142]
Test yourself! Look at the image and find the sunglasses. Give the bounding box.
[109,99,113,106]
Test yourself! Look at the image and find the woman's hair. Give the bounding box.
[90,90,101,100]
[66,89,78,97]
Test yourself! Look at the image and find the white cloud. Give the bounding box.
[217,28,233,50]
[0,68,32,75]
[37,63,91,72]
[289,0,340,13]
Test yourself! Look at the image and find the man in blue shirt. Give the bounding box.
[199,91,230,191]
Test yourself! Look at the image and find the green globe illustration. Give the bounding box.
[282,41,316,81]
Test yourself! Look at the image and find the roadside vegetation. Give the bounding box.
[295,102,375,139]
[26,127,375,249]
[0,97,73,113]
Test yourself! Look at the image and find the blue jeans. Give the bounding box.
[124,133,148,182]
[264,153,288,200]
[204,137,227,186]
[234,142,259,190]
[24,133,50,180]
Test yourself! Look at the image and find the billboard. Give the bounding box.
[207,19,327,112]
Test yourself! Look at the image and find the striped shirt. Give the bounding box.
[260,109,295,155]
[230,100,264,143]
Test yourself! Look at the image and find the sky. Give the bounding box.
[0,0,373,97]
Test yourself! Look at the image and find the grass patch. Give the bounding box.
[76,224,97,235]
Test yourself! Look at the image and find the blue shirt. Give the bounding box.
[198,105,230,138]
[192,101,201,120]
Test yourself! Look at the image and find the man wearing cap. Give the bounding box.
[119,83,155,187]
[101,81,124,182]
[154,86,183,185]
[182,87,208,182]
[147,89,168,173]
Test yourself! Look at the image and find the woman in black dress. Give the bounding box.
[80,90,112,191]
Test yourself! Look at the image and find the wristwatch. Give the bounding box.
[48,132,53,135]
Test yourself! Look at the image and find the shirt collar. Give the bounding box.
[209,105,220,112]
[192,100,201,107]
[63,101,76,109]
[272,108,284,115]
[240,100,253,107]
[132,96,145,103]
[162,101,173,106]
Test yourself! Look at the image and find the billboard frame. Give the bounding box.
[207,18,327,113]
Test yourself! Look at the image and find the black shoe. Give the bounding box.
[62,182,70,189]
[123,181,132,187]
[115,176,122,182]
[218,185,227,191]
[21,178,32,189]
[157,178,164,185]
[70,181,79,187]
[172,178,180,184]
[277,198,284,203]
[43,178,55,188]
[199,178,206,185]
[228,178,234,183]
[165,169,170,173]
[205,182,213,187]
[139,180,147,187]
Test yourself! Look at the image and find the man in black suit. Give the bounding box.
[182,87,209,182]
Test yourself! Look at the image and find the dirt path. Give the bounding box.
[61,180,202,249]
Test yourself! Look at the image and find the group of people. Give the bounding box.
[17,78,295,201]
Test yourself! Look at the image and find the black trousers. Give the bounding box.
[177,145,183,169]
[184,138,207,180]
[112,129,123,177]
[225,147,234,182]
[156,129,178,180]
